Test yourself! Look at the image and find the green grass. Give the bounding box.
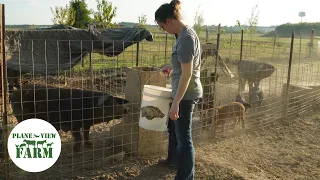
[70,30,317,74]
[5,26,318,75]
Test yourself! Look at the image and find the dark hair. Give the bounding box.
[155,0,182,23]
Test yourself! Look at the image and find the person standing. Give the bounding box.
[155,0,203,179]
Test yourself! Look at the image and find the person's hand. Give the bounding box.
[169,102,179,120]
[159,65,172,77]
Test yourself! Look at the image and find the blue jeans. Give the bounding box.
[167,99,198,180]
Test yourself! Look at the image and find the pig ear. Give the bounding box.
[114,97,129,105]
[97,95,110,106]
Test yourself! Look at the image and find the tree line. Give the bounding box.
[39,1,320,38]
[50,0,148,29]
[50,0,117,29]
[275,22,320,37]
[263,22,320,38]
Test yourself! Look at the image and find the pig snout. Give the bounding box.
[114,96,130,114]
[123,104,130,114]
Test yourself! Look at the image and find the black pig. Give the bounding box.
[10,84,130,152]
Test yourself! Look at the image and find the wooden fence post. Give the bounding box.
[211,24,221,137]
[283,31,295,121]
[308,29,315,58]
[238,29,244,93]
[0,4,9,179]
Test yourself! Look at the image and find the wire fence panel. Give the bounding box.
[0,23,320,179]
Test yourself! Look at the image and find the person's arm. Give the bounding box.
[172,63,192,104]
[172,35,195,104]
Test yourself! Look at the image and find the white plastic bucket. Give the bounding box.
[139,85,172,131]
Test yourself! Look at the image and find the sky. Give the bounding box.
[2,0,319,27]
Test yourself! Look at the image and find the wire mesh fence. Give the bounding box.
[0,21,320,179]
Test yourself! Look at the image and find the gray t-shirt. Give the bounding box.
[171,26,203,100]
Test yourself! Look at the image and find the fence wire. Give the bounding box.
[0,28,320,179]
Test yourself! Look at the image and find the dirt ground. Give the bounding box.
[2,104,319,179]
[2,103,320,180]
[24,105,316,180]
[73,106,319,180]
[2,63,320,180]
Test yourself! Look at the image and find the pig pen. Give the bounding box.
[0,27,166,179]
[2,61,320,180]
[208,60,319,139]
[1,71,132,180]
[1,25,320,179]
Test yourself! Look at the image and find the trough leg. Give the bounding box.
[248,80,254,92]
[254,81,260,88]
[258,94,263,107]
[239,78,246,91]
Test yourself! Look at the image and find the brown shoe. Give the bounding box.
[157,158,175,167]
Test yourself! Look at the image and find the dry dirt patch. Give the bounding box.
[196,115,320,180]
[63,112,320,180]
